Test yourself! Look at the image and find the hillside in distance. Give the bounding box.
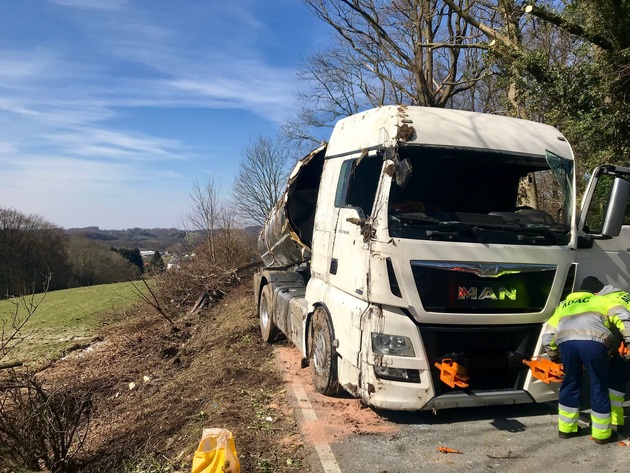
[65,227,186,252]
[65,226,262,252]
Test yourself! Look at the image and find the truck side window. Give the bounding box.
[334,157,382,217]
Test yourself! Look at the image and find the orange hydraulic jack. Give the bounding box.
[434,358,470,388]
[523,357,564,384]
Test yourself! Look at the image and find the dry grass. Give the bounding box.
[1,277,310,472]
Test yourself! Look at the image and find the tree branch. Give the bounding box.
[524,4,614,51]
[443,0,520,60]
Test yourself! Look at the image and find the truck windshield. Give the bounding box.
[387,146,573,246]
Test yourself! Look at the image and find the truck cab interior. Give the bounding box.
[387,145,572,245]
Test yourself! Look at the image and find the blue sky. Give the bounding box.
[0,0,330,229]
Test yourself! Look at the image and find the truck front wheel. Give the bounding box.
[259,285,281,342]
[309,307,341,396]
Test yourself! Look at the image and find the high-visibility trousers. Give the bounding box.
[608,354,627,427]
[558,340,612,440]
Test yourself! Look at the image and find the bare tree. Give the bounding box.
[295,0,492,131]
[0,370,92,472]
[232,136,291,226]
[214,202,256,268]
[440,0,533,116]
[296,0,608,128]
[184,176,222,262]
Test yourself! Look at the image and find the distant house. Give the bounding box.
[167,255,180,270]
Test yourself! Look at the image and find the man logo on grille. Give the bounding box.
[458,287,517,300]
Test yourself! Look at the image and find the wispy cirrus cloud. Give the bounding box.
[0,0,319,228]
[43,127,191,162]
[48,0,128,11]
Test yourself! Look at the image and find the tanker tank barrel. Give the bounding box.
[257,144,327,268]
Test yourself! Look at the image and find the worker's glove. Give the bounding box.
[622,338,630,361]
[545,349,561,363]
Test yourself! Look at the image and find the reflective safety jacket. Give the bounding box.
[599,286,630,349]
[599,285,630,310]
[543,291,630,353]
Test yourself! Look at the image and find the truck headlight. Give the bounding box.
[371,333,415,357]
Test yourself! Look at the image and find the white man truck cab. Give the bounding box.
[254,105,630,411]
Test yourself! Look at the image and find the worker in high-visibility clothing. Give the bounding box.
[608,340,629,432]
[597,280,630,433]
[542,276,630,444]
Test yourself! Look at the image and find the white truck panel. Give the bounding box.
[326,105,573,159]
[255,105,630,411]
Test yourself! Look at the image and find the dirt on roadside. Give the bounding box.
[9,278,311,472]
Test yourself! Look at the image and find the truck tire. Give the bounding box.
[309,307,341,396]
[259,285,281,343]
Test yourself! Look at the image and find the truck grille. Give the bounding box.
[411,261,556,313]
[420,323,542,393]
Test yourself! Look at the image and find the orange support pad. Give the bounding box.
[523,357,564,384]
[434,358,469,388]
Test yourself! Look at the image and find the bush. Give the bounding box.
[136,228,258,322]
[0,370,92,473]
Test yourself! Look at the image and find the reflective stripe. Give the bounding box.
[555,327,609,343]
[592,420,611,430]
[591,424,612,440]
[561,310,606,320]
[609,388,625,399]
[559,404,580,434]
[610,389,625,425]
[558,404,580,414]
[558,418,579,434]
[592,410,612,419]
[559,414,578,424]
[591,411,612,440]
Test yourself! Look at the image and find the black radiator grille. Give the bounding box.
[421,323,542,393]
[411,261,556,313]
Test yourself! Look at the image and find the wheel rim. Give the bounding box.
[260,297,269,329]
[313,330,328,375]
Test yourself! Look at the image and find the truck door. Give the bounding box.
[576,165,630,289]
[329,154,384,298]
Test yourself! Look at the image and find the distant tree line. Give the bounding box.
[0,208,70,297]
[65,226,186,251]
[0,207,145,299]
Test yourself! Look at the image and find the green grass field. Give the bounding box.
[0,281,144,366]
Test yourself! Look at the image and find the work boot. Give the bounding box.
[559,427,584,439]
[593,431,619,445]
[612,424,626,434]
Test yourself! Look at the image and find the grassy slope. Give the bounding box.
[0,278,309,472]
[0,281,143,366]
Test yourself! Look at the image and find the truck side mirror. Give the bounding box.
[601,176,630,237]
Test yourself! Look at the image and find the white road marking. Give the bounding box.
[290,381,342,473]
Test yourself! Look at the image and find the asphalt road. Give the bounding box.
[275,345,630,473]
[311,403,630,473]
